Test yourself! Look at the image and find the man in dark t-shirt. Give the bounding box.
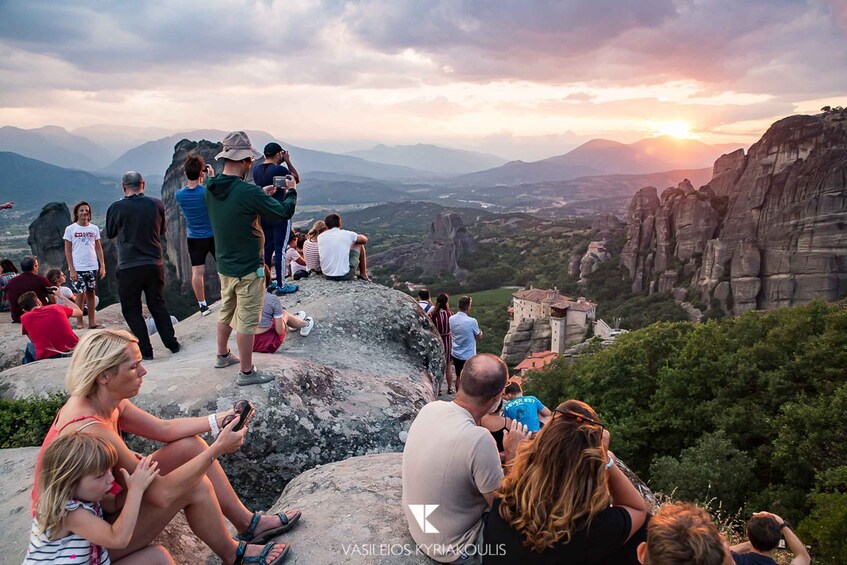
[5,256,52,323]
[252,142,300,294]
[106,171,180,360]
[729,511,810,565]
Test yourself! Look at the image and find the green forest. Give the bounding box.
[524,301,847,562]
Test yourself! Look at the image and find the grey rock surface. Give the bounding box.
[0,279,444,509]
[27,202,71,272]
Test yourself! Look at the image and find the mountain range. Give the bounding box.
[453,136,743,186]
[0,126,113,170]
[345,143,506,175]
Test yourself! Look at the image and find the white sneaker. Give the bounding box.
[293,310,307,320]
[300,316,314,337]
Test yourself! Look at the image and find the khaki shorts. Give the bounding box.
[218,272,265,334]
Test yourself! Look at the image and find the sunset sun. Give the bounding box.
[655,120,695,139]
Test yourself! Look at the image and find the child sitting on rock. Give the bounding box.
[253,265,314,354]
[26,432,171,564]
[502,381,552,432]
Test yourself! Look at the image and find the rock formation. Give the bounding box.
[369,211,476,279]
[161,139,224,302]
[590,213,623,240]
[501,317,552,365]
[0,278,443,509]
[27,202,71,271]
[620,113,847,313]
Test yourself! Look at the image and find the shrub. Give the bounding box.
[0,393,68,448]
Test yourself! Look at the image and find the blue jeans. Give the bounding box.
[22,341,36,364]
[261,218,291,286]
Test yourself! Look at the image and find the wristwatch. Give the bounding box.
[778,521,791,530]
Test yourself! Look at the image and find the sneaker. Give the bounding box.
[299,316,314,337]
[275,283,299,295]
[237,366,275,386]
[200,303,211,316]
[267,282,279,292]
[215,350,240,369]
[293,310,307,320]
[168,342,181,354]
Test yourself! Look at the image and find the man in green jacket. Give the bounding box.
[206,131,298,386]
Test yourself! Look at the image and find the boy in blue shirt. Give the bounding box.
[502,381,551,432]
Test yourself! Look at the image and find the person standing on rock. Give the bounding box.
[63,201,106,329]
[205,131,298,386]
[318,213,370,281]
[449,295,482,390]
[252,142,300,295]
[106,171,180,360]
[403,353,528,564]
[176,155,216,316]
[429,292,454,395]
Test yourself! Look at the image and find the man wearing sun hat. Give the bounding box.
[205,131,299,386]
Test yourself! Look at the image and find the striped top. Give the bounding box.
[303,239,321,272]
[25,499,111,564]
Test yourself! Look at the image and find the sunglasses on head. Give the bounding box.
[553,409,604,430]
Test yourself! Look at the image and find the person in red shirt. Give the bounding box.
[19,290,82,363]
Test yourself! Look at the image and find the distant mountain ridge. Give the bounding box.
[0,126,113,170]
[102,129,434,181]
[345,143,507,175]
[0,151,118,211]
[453,136,744,186]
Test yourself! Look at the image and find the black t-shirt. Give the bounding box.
[732,552,778,565]
[483,498,637,565]
[252,163,291,204]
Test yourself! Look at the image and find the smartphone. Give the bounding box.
[233,401,254,432]
[45,286,56,295]
[272,176,286,189]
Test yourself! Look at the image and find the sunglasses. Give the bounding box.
[553,409,605,431]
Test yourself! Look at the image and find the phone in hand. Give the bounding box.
[45,286,57,295]
[272,176,286,189]
[233,402,253,432]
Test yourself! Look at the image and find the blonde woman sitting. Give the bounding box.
[483,399,649,564]
[30,329,301,565]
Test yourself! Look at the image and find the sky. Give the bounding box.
[1,0,846,160]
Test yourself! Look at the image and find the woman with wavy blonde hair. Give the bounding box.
[31,329,301,565]
[483,399,648,564]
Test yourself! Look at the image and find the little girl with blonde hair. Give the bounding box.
[25,432,172,564]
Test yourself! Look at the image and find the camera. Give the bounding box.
[272,176,286,189]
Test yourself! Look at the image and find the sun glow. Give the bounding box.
[654,120,696,139]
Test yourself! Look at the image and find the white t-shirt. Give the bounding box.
[317,228,358,277]
[62,223,100,271]
[286,247,308,275]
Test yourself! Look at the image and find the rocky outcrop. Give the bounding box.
[161,139,224,302]
[501,317,551,365]
[621,113,847,314]
[27,202,71,271]
[590,213,623,240]
[0,279,444,509]
[369,212,476,279]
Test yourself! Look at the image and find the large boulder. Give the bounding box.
[0,279,444,509]
[27,202,71,272]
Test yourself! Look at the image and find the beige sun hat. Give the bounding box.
[215,131,262,161]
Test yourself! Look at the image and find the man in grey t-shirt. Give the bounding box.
[402,354,528,564]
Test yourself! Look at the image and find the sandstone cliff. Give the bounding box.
[620,114,847,313]
[369,211,476,279]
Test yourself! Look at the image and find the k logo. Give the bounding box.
[408,504,439,534]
